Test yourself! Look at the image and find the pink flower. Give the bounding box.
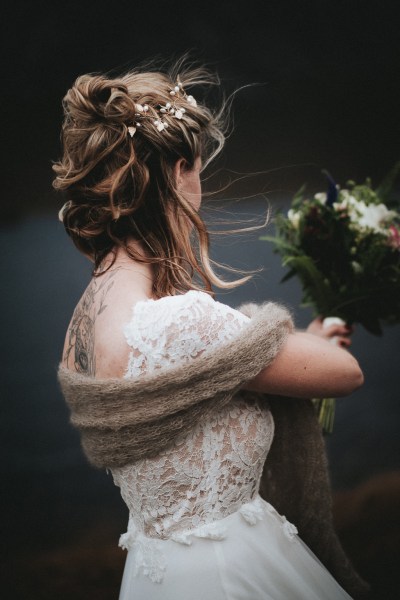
[388,225,400,248]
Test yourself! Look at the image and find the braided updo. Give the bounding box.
[53,59,253,296]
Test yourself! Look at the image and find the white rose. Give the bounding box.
[333,190,358,212]
[356,203,394,233]
[314,192,327,204]
[351,261,363,274]
[287,209,301,229]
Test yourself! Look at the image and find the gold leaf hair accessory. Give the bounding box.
[128,103,149,137]
[169,78,197,107]
[127,78,197,137]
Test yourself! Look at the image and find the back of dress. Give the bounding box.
[111,290,275,544]
[108,290,354,599]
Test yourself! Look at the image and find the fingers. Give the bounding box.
[332,335,352,348]
[305,317,355,348]
[323,323,353,338]
[319,320,354,348]
[325,326,353,348]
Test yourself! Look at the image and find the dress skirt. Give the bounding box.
[118,496,353,600]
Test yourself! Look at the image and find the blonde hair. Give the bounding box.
[53,58,260,297]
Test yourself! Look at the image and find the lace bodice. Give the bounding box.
[111,290,275,543]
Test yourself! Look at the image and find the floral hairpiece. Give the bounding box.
[128,78,197,137]
[127,103,149,137]
[168,79,197,106]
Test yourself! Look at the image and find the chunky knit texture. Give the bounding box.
[58,301,292,468]
[260,397,370,598]
[58,299,370,598]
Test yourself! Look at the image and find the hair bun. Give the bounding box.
[64,75,136,125]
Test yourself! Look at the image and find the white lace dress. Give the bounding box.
[110,290,352,599]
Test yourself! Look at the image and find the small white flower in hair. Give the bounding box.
[154,119,166,131]
[126,81,197,138]
[169,79,197,108]
[186,95,197,107]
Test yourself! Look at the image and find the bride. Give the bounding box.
[53,59,368,599]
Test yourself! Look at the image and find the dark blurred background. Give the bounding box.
[1,1,399,598]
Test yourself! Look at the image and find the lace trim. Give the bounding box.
[114,291,282,585]
[118,496,298,584]
[119,530,167,584]
[256,499,299,541]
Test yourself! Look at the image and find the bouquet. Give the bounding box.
[261,161,400,432]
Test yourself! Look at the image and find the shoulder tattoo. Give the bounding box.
[63,268,120,375]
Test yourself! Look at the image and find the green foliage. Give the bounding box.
[261,163,400,432]
[375,159,400,206]
[262,162,400,335]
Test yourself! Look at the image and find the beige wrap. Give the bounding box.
[58,300,370,598]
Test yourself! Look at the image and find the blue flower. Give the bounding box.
[322,169,339,207]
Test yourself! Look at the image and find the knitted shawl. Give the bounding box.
[58,300,370,598]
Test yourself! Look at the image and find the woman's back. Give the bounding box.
[62,264,279,584]
[109,289,275,545]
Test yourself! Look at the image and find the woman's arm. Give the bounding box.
[242,331,364,398]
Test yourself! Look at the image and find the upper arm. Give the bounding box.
[242,331,364,398]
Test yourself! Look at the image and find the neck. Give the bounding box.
[98,240,155,296]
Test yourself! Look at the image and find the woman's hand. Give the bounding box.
[306,317,354,349]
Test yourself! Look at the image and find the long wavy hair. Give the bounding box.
[53,57,264,298]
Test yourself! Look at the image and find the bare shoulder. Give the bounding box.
[61,267,149,378]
